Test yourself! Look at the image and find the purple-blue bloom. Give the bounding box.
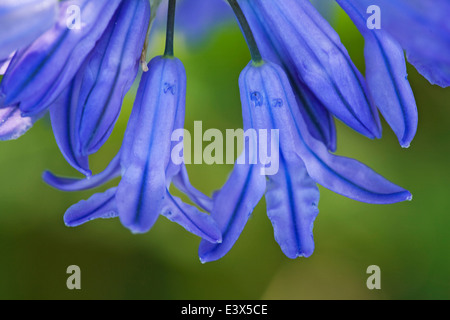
[199,61,412,262]
[46,55,221,243]
[240,0,382,141]
[49,0,151,175]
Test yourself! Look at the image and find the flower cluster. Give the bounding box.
[0,0,448,262]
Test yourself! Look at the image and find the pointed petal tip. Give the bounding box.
[288,251,314,260]
[200,228,222,244]
[198,252,218,264]
[199,257,208,265]
[198,243,224,264]
[406,192,413,202]
[401,142,411,149]
[127,225,151,235]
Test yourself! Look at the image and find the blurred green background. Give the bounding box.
[0,9,449,300]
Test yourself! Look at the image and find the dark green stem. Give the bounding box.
[227,0,263,63]
[164,0,176,57]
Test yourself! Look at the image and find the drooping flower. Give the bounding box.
[335,0,418,147]
[240,0,382,144]
[199,61,412,262]
[49,0,151,175]
[45,55,222,243]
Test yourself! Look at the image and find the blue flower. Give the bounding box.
[49,0,151,175]
[240,0,382,144]
[44,55,222,244]
[199,61,412,262]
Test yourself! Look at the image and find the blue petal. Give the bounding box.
[240,0,381,138]
[49,81,90,176]
[243,61,412,204]
[265,153,320,259]
[337,0,418,147]
[162,190,221,243]
[74,0,150,156]
[0,104,35,141]
[359,0,450,87]
[198,160,266,263]
[0,0,58,60]
[0,0,123,116]
[116,56,189,234]
[43,152,121,192]
[64,187,118,227]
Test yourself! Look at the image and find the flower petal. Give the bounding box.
[116,56,189,234]
[74,0,150,156]
[43,152,121,192]
[64,187,118,227]
[49,80,90,176]
[337,0,418,148]
[265,154,320,259]
[0,0,58,60]
[162,191,221,243]
[362,0,450,87]
[0,0,123,116]
[198,161,266,263]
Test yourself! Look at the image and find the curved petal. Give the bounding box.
[49,81,90,176]
[198,160,266,263]
[162,191,221,243]
[0,0,123,116]
[0,0,58,60]
[64,187,118,227]
[265,154,320,259]
[116,56,190,234]
[74,0,150,156]
[43,152,121,192]
[357,0,450,87]
[337,0,418,147]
